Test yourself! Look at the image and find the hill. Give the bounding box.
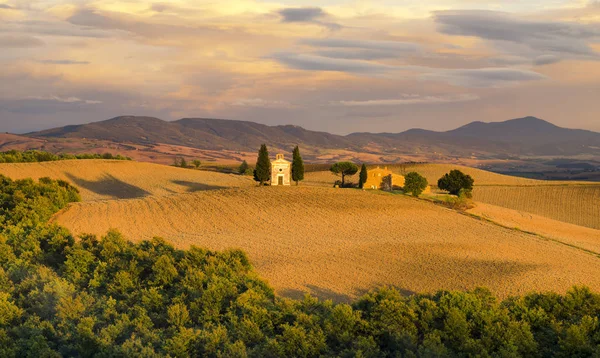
[53,185,600,301]
[305,164,600,229]
[27,115,600,158]
[0,160,254,201]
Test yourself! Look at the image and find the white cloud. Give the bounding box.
[334,94,480,106]
[26,95,103,104]
[231,98,292,108]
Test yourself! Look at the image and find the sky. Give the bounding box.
[0,0,599,134]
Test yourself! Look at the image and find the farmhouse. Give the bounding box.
[364,166,406,190]
[271,153,291,186]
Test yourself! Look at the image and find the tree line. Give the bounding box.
[0,150,131,163]
[0,175,599,356]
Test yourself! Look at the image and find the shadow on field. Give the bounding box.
[66,173,151,199]
[171,180,227,192]
[280,285,389,303]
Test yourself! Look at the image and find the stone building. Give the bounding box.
[363,166,431,193]
[271,153,291,186]
[363,166,405,190]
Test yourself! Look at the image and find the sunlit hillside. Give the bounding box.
[0,160,254,201]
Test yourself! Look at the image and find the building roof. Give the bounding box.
[272,153,290,164]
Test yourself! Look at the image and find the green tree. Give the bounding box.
[438,170,474,195]
[254,144,271,185]
[330,162,359,187]
[238,160,249,175]
[192,160,201,169]
[359,164,368,189]
[291,146,305,186]
[404,172,428,197]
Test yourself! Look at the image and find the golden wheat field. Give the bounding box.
[473,185,600,230]
[306,165,600,229]
[304,164,542,187]
[53,184,600,302]
[468,203,600,254]
[0,160,254,201]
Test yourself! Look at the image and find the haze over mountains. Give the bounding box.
[29,116,600,158]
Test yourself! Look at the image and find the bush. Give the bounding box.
[238,160,249,174]
[403,172,428,197]
[438,170,474,196]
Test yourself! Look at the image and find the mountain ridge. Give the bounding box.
[29,116,600,157]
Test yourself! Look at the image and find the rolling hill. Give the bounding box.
[0,160,254,201]
[53,182,600,302]
[3,159,599,302]
[28,115,600,158]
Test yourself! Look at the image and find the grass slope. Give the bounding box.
[0,160,255,201]
[54,186,600,302]
[306,164,600,229]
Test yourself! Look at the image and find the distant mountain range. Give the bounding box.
[29,116,600,158]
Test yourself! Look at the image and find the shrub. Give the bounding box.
[404,172,428,197]
[238,160,249,175]
[438,170,474,195]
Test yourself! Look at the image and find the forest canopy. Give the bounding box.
[0,175,600,357]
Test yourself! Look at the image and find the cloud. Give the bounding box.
[303,38,421,52]
[0,4,13,9]
[231,98,292,109]
[534,54,560,66]
[279,7,324,22]
[278,7,340,30]
[303,38,421,60]
[26,96,102,105]
[0,34,44,48]
[151,3,174,13]
[37,60,90,65]
[434,10,600,64]
[334,93,480,106]
[271,51,395,74]
[422,68,547,88]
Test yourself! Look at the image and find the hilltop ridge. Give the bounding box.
[24,115,600,158]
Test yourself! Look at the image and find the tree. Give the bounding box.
[254,144,271,185]
[404,172,428,197]
[330,162,358,187]
[380,174,392,192]
[238,160,249,175]
[192,160,201,169]
[438,170,474,195]
[359,164,368,189]
[174,157,188,168]
[291,146,305,186]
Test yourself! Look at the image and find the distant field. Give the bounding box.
[305,163,546,187]
[0,160,254,201]
[306,164,600,229]
[474,185,600,230]
[468,203,600,253]
[54,186,600,302]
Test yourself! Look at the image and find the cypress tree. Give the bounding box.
[291,146,305,186]
[254,144,271,185]
[359,164,368,189]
